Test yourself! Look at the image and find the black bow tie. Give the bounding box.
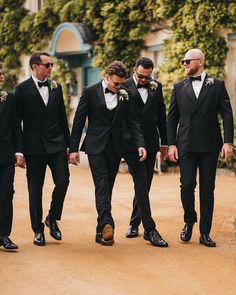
[105,88,115,95]
[190,75,201,81]
[38,80,49,88]
[137,83,148,89]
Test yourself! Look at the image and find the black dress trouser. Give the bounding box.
[0,164,15,236]
[124,151,156,231]
[178,151,219,234]
[25,151,69,233]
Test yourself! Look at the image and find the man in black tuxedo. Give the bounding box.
[69,61,149,246]
[0,64,24,250]
[123,57,168,247]
[15,52,70,246]
[167,48,234,247]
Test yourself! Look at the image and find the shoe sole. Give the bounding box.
[33,241,46,246]
[95,235,114,246]
[45,219,62,241]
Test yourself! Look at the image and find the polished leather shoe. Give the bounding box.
[45,215,62,240]
[96,224,114,246]
[34,232,46,246]
[144,229,168,247]
[0,236,18,250]
[180,223,194,242]
[199,234,216,247]
[126,225,139,238]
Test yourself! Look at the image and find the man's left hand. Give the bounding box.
[138,147,147,162]
[220,143,234,161]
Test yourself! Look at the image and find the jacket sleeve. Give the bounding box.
[12,94,23,153]
[167,86,180,146]
[219,81,234,144]
[156,83,167,145]
[58,84,70,147]
[69,88,89,153]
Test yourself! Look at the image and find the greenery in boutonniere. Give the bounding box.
[49,80,58,90]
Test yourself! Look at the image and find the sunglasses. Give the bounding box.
[135,71,151,81]
[38,62,54,68]
[109,75,123,87]
[0,71,4,75]
[181,59,200,65]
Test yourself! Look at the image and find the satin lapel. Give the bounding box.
[29,78,46,109]
[111,93,122,126]
[142,85,154,114]
[184,77,197,104]
[191,74,211,115]
[46,86,55,109]
[0,96,6,117]
[96,81,106,107]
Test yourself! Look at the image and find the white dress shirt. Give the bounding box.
[32,75,49,106]
[133,75,148,104]
[102,80,117,110]
[191,71,206,99]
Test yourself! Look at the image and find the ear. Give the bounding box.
[31,64,38,71]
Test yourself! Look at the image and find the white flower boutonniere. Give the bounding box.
[49,80,58,90]
[118,89,129,101]
[205,77,214,86]
[150,80,158,91]
[0,89,8,102]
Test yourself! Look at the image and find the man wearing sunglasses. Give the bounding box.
[0,63,24,251]
[122,57,168,247]
[14,51,70,246]
[69,61,146,246]
[167,48,234,247]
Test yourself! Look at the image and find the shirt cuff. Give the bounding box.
[15,152,24,157]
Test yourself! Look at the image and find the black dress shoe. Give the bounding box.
[180,223,194,242]
[45,215,62,240]
[34,232,46,246]
[144,229,168,247]
[199,234,216,247]
[0,236,18,250]
[95,224,114,246]
[126,225,139,238]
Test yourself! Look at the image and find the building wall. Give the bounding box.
[24,0,43,12]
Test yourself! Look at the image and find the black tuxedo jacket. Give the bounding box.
[70,81,145,157]
[123,77,167,152]
[0,92,23,166]
[167,74,234,152]
[14,77,70,156]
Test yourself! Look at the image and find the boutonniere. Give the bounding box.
[150,80,158,91]
[48,80,58,90]
[205,77,214,86]
[118,89,129,101]
[0,89,8,102]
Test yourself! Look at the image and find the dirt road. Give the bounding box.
[1,155,236,295]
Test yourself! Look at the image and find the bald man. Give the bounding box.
[167,48,234,247]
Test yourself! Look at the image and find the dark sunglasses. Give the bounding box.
[38,62,54,68]
[109,75,123,86]
[0,71,4,75]
[136,71,151,81]
[181,59,200,65]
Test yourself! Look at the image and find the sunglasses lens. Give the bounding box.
[46,63,53,68]
[181,60,191,65]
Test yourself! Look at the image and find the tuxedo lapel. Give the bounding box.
[46,86,55,109]
[0,98,5,117]
[127,78,145,108]
[184,77,197,104]
[96,81,106,107]
[142,86,154,114]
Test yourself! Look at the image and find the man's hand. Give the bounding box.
[220,143,234,161]
[15,155,25,168]
[160,146,168,161]
[168,145,179,163]
[69,152,80,165]
[138,147,147,162]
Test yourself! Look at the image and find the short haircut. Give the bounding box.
[135,57,154,69]
[105,61,128,78]
[29,51,51,69]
